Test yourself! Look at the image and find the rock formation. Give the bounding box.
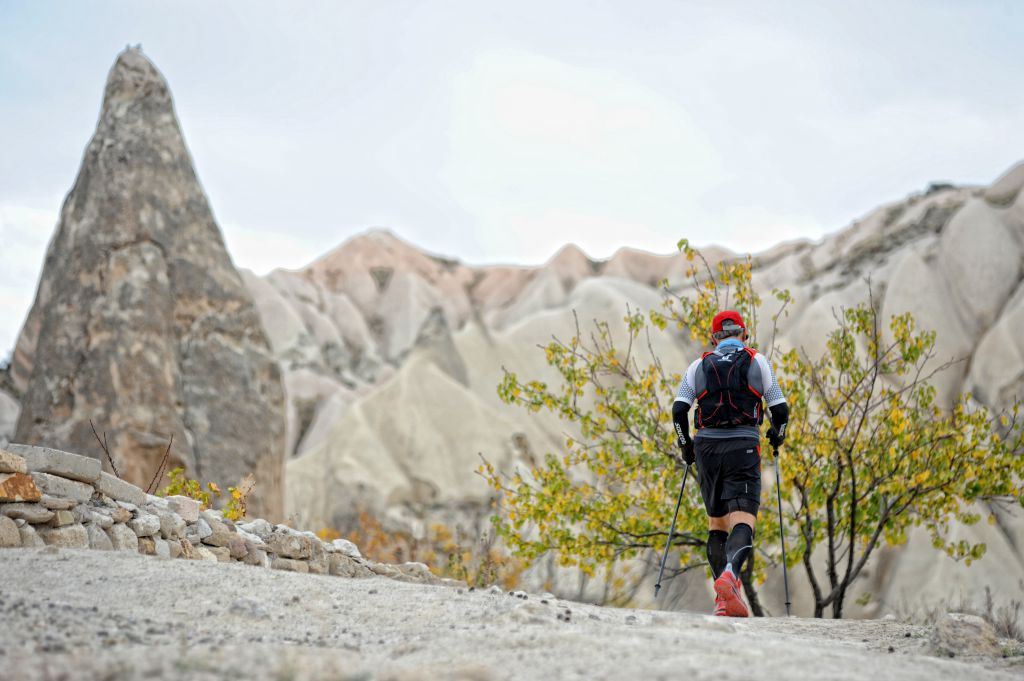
[0,389,18,445]
[9,49,286,519]
[243,162,1023,614]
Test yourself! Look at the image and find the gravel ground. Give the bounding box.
[1,547,1021,680]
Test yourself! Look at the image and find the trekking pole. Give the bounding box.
[773,445,792,616]
[654,463,691,599]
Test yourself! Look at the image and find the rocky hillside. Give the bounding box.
[4,49,286,519]
[246,163,1024,616]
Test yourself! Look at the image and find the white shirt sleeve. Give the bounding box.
[674,359,703,405]
[754,353,786,407]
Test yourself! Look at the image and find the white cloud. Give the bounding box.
[0,204,56,354]
[702,206,821,254]
[219,220,321,275]
[442,51,727,262]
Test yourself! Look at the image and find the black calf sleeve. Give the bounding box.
[706,530,728,579]
[725,522,754,576]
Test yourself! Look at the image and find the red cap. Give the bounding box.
[712,310,745,333]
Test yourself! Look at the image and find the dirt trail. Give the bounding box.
[0,548,1019,680]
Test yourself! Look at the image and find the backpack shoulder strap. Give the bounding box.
[695,351,715,398]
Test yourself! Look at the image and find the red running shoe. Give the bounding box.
[713,570,750,617]
[713,591,728,616]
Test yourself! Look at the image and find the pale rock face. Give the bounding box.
[30,472,93,503]
[330,538,361,559]
[0,391,19,444]
[252,163,1024,615]
[151,506,186,540]
[17,522,44,548]
[5,444,101,483]
[107,523,140,552]
[984,161,1024,205]
[929,613,1000,657]
[166,495,200,523]
[0,515,20,547]
[39,494,77,511]
[0,503,54,524]
[194,545,219,562]
[487,268,568,330]
[937,198,1022,334]
[880,250,972,405]
[36,523,89,549]
[237,518,273,542]
[95,471,147,506]
[86,522,114,550]
[0,449,28,474]
[9,48,285,520]
[967,285,1024,404]
[128,512,161,538]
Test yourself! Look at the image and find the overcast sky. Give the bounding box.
[1,1,1023,353]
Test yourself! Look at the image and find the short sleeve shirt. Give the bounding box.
[674,344,786,408]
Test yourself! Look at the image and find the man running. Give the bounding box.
[672,310,788,617]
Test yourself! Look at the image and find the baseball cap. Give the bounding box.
[712,310,745,334]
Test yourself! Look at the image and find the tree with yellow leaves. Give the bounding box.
[482,241,1024,618]
[481,241,774,611]
[777,289,1024,617]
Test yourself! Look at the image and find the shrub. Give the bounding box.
[482,240,1024,617]
[159,467,255,521]
[340,510,524,589]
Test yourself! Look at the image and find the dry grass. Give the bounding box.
[893,585,1024,642]
[323,510,525,589]
[979,587,1024,641]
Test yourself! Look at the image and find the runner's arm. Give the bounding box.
[769,402,789,434]
[672,400,692,450]
[755,354,790,441]
[672,361,700,455]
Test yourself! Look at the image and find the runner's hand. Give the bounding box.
[767,427,785,448]
[682,439,695,466]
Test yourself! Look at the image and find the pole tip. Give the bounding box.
[654,584,661,598]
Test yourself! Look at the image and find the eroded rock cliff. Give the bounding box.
[10,49,286,519]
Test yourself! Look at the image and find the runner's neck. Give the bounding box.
[715,338,745,352]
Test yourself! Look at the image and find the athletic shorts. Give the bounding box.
[695,437,761,517]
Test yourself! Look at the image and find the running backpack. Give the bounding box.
[695,346,763,428]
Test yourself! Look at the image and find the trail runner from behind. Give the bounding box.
[672,310,789,617]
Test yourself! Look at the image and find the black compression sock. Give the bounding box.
[724,523,754,577]
[706,530,728,579]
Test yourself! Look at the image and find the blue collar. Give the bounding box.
[715,338,745,352]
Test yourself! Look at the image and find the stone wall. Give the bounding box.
[0,444,448,586]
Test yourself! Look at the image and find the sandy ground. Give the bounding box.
[0,548,1021,681]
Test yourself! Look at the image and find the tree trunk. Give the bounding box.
[831,584,846,618]
[741,558,765,617]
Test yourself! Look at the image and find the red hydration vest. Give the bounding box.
[695,347,764,429]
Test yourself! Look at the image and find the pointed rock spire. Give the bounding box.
[11,48,286,519]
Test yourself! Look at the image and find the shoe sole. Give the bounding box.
[713,576,750,618]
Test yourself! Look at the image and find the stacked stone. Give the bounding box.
[0,445,449,586]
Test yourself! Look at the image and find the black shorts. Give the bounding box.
[695,437,761,517]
